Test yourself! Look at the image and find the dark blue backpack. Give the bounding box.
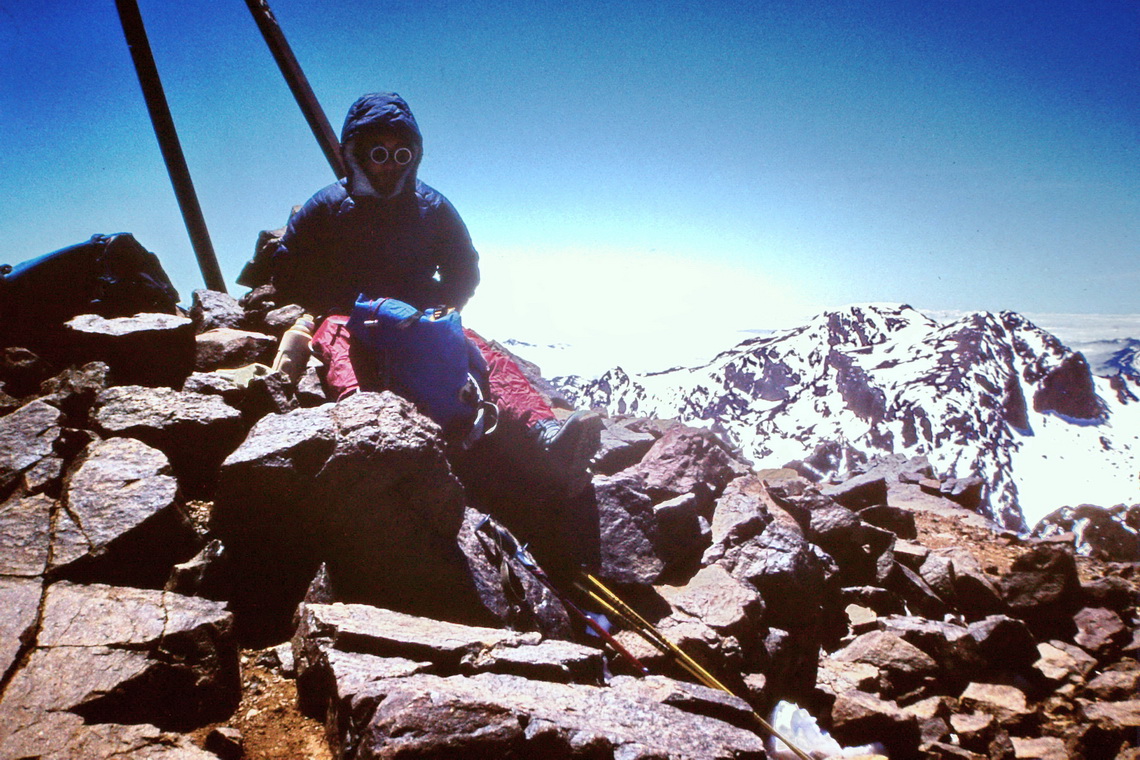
[0,233,181,356]
[347,296,496,446]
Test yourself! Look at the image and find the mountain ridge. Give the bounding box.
[555,303,1140,531]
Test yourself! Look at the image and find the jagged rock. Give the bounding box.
[243,369,298,418]
[715,520,824,630]
[65,312,195,387]
[0,581,239,735]
[261,642,296,677]
[0,399,63,496]
[651,492,705,570]
[1073,606,1128,657]
[822,473,888,510]
[0,711,220,760]
[631,424,749,509]
[294,602,602,690]
[921,547,1005,619]
[949,710,998,754]
[262,303,307,334]
[815,655,881,699]
[1010,736,1068,760]
[858,503,918,539]
[0,576,42,679]
[839,585,906,617]
[38,360,110,424]
[183,370,246,403]
[1032,352,1104,420]
[831,630,938,698]
[92,384,246,496]
[760,480,817,531]
[922,741,986,759]
[194,327,276,371]
[0,389,22,415]
[587,471,667,585]
[0,346,55,398]
[183,368,299,424]
[204,726,245,760]
[591,471,669,584]
[1081,573,1138,613]
[657,564,764,635]
[940,475,986,510]
[189,288,244,333]
[336,671,766,760]
[876,615,983,685]
[892,540,929,570]
[1084,666,1140,700]
[594,416,658,475]
[0,492,53,576]
[959,682,1034,730]
[455,509,572,637]
[1034,639,1097,683]
[1034,504,1140,562]
[901,694,953,746]
[707,474,776,554]
[966,615,1038,674]
[807,502,863,556]
[58,437,199,586]
[306,648,433,735]
[829,689,920,760]
[845,603,878,634]
[1081,699,1140,730]
[613,609,743,689]
[884,559,950,619]
[215,392,539,637]
[998,545,1082,638]
[296,364,329,406]
[294,600,603,735]
[165,538,231,601]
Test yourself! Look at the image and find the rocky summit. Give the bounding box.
[0,291,1138,759]
[558,304,1140,533]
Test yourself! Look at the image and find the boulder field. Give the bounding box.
[0,293,1137,759]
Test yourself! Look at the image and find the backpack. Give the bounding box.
[347,296,497,447]
[0,233,181,354]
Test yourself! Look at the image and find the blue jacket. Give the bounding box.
[272,93,480,315]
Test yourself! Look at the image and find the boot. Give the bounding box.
[529,410,603,494]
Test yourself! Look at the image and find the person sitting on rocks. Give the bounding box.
[270,92,600,489]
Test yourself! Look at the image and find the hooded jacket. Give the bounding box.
[272,93,479,315]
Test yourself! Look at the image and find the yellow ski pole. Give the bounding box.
[582,573,815,760]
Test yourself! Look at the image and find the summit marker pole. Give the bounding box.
[114,0,228,293]
[243,0,347,179]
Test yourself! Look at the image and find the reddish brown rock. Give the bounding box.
[1072,606,1127,656]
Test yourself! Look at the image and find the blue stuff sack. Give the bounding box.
[347,296,495,446]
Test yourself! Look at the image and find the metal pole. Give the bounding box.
[114,0,228,293]
[244,0,346,179]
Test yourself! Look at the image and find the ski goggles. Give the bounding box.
[369,145,415,166]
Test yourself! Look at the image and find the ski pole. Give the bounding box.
[582,573,815,760]
[474,518,650,675]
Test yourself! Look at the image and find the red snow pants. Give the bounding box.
[310,315,556,427]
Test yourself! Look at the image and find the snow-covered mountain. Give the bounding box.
[1078,338,1140,380]
[556,304,1140,531]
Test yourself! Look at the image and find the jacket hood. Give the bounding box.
[340,92,424,200]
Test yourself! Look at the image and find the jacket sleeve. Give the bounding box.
[271,191,335,313]
[429,197,480,310]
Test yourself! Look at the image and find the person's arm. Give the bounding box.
[429,197,480,309]
[271,191,335,312]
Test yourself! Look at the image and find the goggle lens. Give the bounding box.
[369,146,414,166]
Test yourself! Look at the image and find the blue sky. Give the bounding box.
[1,1,1137,359]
